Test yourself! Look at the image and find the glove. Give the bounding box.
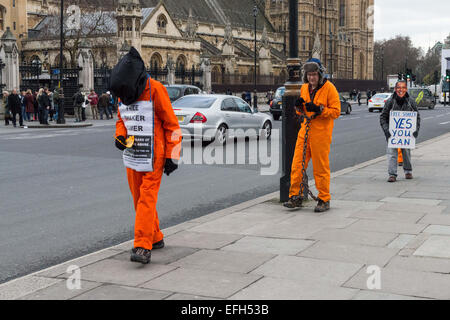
[295,98,305,108]
[384,131,391,142]
[413,131,418,138]
[305,102,322,113]
[115,136,127,151]
[164,158,178,176]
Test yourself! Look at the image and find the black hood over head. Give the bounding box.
[109,47,148,105]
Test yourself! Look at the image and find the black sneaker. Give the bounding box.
[130,247,151,264]
[314,199,330,213]
[152,239,165,250]
[283,195,303,209]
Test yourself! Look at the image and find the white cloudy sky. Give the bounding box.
[374,0,450,50]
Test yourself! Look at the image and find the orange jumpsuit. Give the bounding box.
[290,80,341,202]
[115,78,181,250]
[398,149,403,163]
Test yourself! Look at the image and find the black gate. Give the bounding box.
[175,65,203,87]
[50,67,82,114]
[19,62,45,93]
[94,66,112,94]
[146,64,168,84]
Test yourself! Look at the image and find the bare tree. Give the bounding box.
[36,0,116,68]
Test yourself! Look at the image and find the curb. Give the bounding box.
[24,123,93,129]
[2,132,450,295]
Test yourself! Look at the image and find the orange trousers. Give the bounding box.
[290,133,332,202]
[126,157,165,250]
[398,149,403,163]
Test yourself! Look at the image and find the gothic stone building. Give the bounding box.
[1,0,374,89]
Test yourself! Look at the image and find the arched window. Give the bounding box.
[53,54,68,68]
[212,66,221,84]
[176,55,187,71]
[157,14,167,34]
[150,52,163,70]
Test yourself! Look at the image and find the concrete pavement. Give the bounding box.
[1,131,450,300]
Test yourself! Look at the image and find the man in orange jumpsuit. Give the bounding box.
[111,47,182,264]
[283,58,341,212]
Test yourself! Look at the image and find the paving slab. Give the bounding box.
[170,249,274,274]
[380,197,442,207]
[19,280,102,300]
[242,215,357,240]
[404,233,432,250]
[58,259,178,287]
[36,249,122,278]
[72,284,172,300]
[402,191,450,201]
[376,202,445,215]
[344,267,450,299]
[221,236,315,256]
[387,235,416,250]
[352,290,428,300]
[140,268,262,299]
[250,255,363,287]
[298,241,399,267]
[349,209,425,223]
[111,246,199,265]
[413,235,450,259]
[229,277,358,300]
[165,231,243,250]
[422,225,450,235]
[190,211,293,235]
[0,276,62,300]
[310,229,399,247]
[346,219,428,235]
[386,255,450,274]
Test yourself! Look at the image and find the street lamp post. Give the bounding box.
[280,0,302,202]
[329,32,333,81]
[253,5,258,110]
[58,0,66,124]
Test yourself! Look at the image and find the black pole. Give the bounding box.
[280,0,301,203]
[57,0,65,124]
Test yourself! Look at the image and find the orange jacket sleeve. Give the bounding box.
[319,82,341,120]
[153,82,182,160]
[115,106,127,138]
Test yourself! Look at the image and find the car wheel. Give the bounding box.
[346,105,352,114]
[369,108,373,113]
[273,114,280,121]
[259,121,272,140]
[214,124,228,145]
[429,103,435,110]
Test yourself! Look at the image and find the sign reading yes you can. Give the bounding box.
[388,111,418,149]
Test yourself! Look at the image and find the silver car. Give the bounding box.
[172,95,274,145]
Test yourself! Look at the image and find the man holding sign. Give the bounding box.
[380,80,421,183]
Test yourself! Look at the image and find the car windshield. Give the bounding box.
[373,94,391,99]
[172,96,217,109]
[166,87,182,101]
[274,88,285,99]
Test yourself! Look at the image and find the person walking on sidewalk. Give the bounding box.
[380,80,421,183]
[111,47,182,264]
[25,90,34,122]
[38,88,51,125]
[72,86,84,123]
[3,91,11,126]
[98,92,110,119]
[88,89,99,120]
[283,58,341,212]
[8,89,23,127]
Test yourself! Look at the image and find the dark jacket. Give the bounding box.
[72,91,84,107]
[7,93,21,113]
[38,92,51,109]
[98,94,109,108]
[380,92,421,136]
[25,93,35,113]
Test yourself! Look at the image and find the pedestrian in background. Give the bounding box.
[98,92,110,120]
[3,91,11,126]
[357,91,361,106]
[25,89,34,122]
[33,90,39,121]
[20,91,28,122]
[8,89,23,127]
[366,89,372,105]
[380,80,421,183]
[72,85,84,123]
[48,90,55,121]
[38,87,51,125]
[107,91,114,119]
[88,89,99,120]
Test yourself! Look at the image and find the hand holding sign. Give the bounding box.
[388,111,417,149]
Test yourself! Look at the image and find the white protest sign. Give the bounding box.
[388,111,417,149]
